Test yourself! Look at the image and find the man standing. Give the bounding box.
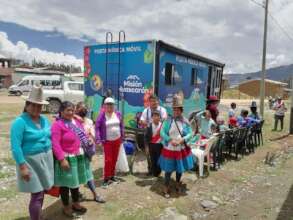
[273,97,287,131]
[139,95,167,175]
[140,95,168,127]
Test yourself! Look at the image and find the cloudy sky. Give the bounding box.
[0,0,292,73]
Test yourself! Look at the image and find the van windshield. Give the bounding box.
[17,80,29,86]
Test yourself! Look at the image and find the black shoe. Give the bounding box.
[110,176,120,184]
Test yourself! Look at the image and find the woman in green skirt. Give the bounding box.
[52,101,92,217]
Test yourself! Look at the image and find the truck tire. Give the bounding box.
[48,99,61,113]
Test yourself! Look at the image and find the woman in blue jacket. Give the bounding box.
[10,86,53,220]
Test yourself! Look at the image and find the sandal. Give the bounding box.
[94,195,106,203]
[62,209,77,218]
[163,186,170,199]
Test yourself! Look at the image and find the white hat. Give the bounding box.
[104,97,115,104]
[22,85,49,105]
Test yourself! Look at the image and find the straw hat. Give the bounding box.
[22,85,49,105]
[172,94,183,108]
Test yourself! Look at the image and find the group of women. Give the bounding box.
[10,86,108,219]
[10,86,198,219]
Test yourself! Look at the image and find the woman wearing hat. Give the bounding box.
[51,101,92,217]
[159,94,194,198]
[10,85,53,220]
[95,97,124,188]
[249,101,261,120]
[206,95,219,122]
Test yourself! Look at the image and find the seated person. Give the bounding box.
[196,110,216,139]
[217,117,229,132]
[228,116,238,128]
[249,101,261,120]
[237,109,260,128]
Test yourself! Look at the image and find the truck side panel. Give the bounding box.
[157,48,209,117]
[84,41,155,127]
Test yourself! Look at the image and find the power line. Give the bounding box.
[249,0,265,8]
[268,13,293,43]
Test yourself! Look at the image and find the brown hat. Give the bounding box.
[22,85,49,105]
[172,94,183,108]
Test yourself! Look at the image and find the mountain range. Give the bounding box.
[225,64,293,86]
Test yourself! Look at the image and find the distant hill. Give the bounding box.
[226,64,293,86]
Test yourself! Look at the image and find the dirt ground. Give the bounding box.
[0,91,293,220]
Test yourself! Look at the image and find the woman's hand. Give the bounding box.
[60,159,70,171]
[170,140,178,146]
[19,164,31,182]
[178,138,185,145]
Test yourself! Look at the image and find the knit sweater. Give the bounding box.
[51,119,83,161]
[10,113,51,165]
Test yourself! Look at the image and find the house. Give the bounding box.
[0,58,14,88]
[237,78,288,99]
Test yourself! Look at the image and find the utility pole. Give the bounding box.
[260,0,269,117]
[289,76,293,134]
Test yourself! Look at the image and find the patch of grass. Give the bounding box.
[0,186,17,199]
[0,171,9,179]
[231,175,247,184]
[3,157,16,166]
[222,89,253,99]
[0,213,28,220]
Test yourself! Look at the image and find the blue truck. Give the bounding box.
[84,39,224,128]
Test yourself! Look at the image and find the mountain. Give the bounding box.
[226,64,293,86]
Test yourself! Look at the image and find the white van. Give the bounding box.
[8,75,63,96]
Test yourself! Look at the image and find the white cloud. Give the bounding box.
[0,0,293,73]
[0,32,82,67]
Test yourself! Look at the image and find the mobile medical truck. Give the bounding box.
[84,40,224,128]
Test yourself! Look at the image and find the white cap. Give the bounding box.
[104,97,115,104]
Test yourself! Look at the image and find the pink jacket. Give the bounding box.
[51,119,82,161]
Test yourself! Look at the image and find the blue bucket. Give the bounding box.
[123,141,135,155]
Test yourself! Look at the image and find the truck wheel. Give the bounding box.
[15,91,22,96]
[48,99,61,113]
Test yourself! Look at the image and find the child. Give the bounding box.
[196,110,216,139]
[217,117,229,132]
[145,110,163,177]
[228,102,237,118]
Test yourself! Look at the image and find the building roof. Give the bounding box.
[14,67,65,75]
[238,78,288,86]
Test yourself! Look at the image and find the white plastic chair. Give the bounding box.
[191,135,219,177]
